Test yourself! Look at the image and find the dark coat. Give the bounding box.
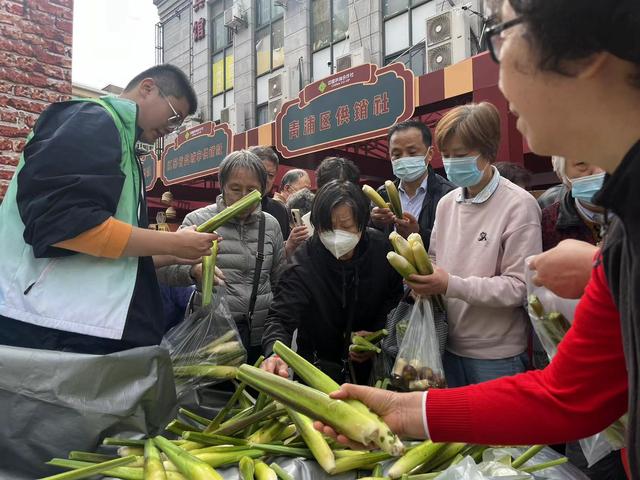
[541,190,601,251]
[262,228,403,381]
[371,165,455,250]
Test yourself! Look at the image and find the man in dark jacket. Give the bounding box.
[370,120,455,250]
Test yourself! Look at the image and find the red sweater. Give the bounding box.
[427,259,628,445]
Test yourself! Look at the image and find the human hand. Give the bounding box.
[371,207,395,228]
[406,266,449,296]
[394,212,419,238]
[288,225,310,247]
[152,254,201,268]
[529,239,598,299]
[172,226,221,259]
[313,384,426,448]
[348,350,375,363]
[260,354,290,378]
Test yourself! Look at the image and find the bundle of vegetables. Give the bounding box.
[362,182,403,218]
[528,295,628,450]
[196,189,262,233]
[41,351,568,479]
[349,329,387,354]
[386,233,444,311]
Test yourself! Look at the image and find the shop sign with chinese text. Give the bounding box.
[275,63,415,158]
[161,122,232,186]
[139,150,158,191]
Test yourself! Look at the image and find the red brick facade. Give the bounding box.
[0,0,73,200]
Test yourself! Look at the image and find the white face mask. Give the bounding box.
[319,229,361,259]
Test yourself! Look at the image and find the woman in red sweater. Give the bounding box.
[315,0,640,478]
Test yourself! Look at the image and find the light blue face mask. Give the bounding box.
[442,155,484,188]
[392,156,428,182]
[571,172,606,204]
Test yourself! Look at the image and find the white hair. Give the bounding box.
[551,156,569,185]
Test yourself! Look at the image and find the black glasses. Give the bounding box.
[485,17,523,63]
[157,87,184,131]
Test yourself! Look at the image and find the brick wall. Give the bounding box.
[0,0,73,200]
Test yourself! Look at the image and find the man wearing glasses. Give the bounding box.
[0,64,219,354]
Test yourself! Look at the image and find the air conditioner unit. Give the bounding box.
[220,103,245,131]
[268,98,282,121]
[268,69,289,101]
[425,9,471,72]
[335,47,370,72]
[224,4,247,30]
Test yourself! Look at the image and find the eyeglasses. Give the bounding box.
[485,17,523,64]
[157,86,184,131]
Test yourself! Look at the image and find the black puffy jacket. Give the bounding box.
[262,228,403,381]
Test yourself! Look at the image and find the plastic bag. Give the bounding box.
[161,284,246,399]
[524,257,627,466]
[391,297,446,390]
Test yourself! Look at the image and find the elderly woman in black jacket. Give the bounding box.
[261,180,403,383]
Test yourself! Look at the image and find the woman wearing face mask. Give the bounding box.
[261,180,403,383]
[542,156,607,251]
[157,151,284,363]
[403,102,542,387]
[314,0,639,476]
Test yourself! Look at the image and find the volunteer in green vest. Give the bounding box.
[0,64,219,353]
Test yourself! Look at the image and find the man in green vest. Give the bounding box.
[0,64,219,352]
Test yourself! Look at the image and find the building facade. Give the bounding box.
[153,0,484,131]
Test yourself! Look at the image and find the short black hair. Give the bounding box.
[495,161,532,189]
[500,0,640,88]
[281,169,307,188]
[286,188,315,217]
[315,156,361,189]
[249,146,279,167]
[311,180,370,233]
[387,119,433,148]
[124,64,198,114]
[219,150,268,194]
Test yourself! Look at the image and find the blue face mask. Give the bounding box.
[571,172,606,204]
[392,156,428,182]
[443,155,484,188]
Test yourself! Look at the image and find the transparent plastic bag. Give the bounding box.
[391,297,446,391]
[524,257,627,466]
[161,285,246,399]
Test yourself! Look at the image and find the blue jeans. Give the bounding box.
[443,350,529,387]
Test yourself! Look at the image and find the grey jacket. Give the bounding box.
[157,195,284,346]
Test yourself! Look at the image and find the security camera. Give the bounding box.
[327,60,332,67]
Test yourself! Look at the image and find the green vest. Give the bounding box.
[0,97,143,339]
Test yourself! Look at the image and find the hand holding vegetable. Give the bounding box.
[370,206,396,227]
[261,354,290,378]
[313,384,425,448]
[394,212,420,238]
[172,226,221,259]
[406,266,449,296]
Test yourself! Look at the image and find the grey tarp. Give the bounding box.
[0,345,176,479]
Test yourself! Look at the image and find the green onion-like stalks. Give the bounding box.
[153,436,223,480]
[213,402,283,436]
[331,451,392,474]
[201,240,218,307]
[41,456,137,480]
[182,431,248,446]
[385,181,403,217]
[390,232,416,268]
[363,185,389,210]
[67,452,118,463]
[363,329,388,344]
[519,457,568,473]
[46,458,143,480]
[285,407,336,473]
[254,461,277,480]
[511,445,544,469]
[236,364,380,447]
[173,365,238,380]
[269,463,294,480]
[239,456,255,480]
[387,252,418,280]
[196,190,262,233]
[272,341,405,456]
[388,441,446,478]
[145,439,167,480]
[192,449,264,468]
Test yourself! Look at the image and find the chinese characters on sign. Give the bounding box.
[140,151,158,192]
[275,63,415,158]
[193,17,206,42]
[161,122,232,186]
[193,0,205,11]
